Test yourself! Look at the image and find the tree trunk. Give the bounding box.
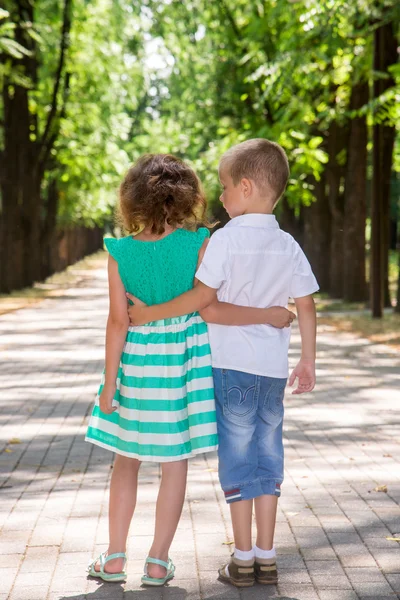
[303,173,331,292]
[372,20,398,310]
[41,178,59,280]
[1,77,40,292]
[395,250,400,314]
[374,23,398,306]
[278,197,304,247]
[326,121,349,298]
[0,1,40,292]
[0,0,73,293]
[343,81,368,302]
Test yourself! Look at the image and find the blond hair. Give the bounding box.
[220,139,289,204]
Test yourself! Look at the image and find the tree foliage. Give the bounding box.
[0,0,399,310]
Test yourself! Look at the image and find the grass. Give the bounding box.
[0,250,106,316]
[315,249,399,313]
[318,312,400,349]
[314,296,367,312]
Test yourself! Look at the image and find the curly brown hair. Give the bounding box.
[118,154,211,235]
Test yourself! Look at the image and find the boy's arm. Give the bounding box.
[127,236,216,325]
[288,294,316,394]
[100,256,130,413]
[127,236,296,329]
[200,301,296,328]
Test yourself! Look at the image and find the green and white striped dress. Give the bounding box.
[85,228,218,462]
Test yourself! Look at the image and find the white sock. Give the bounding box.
[234,547,255,561]
[254,545,276,560]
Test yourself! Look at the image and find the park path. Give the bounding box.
[0,258,399,600]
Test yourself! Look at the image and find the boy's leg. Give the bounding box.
[253,376,286,584]
[213,368,259,586]
[147,458,188,579]
[254,495,278,550]
[230,499,253,551]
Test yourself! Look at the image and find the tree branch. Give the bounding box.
[39,0,72,166]
[39,71,71,174]
[214,0,276,124]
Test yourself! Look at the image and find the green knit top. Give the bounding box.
[104,228,210,305]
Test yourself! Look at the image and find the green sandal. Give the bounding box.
[87,552,127,582]
[141,557,175,586]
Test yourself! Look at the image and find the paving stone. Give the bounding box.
[386,574,400,593]
[351,580,396,596]
[9,586,49,600]
[277,553,305,569]
[278,569,312,584]
[13,569,53,587]
[0,567,18,596]
[317,591,359,600]
[277,584,319,599]
[358,597,400,600]
[310,574,352,589]
[371,551,400,573]
[0,554,23,568]
[240,587,278,600]
[339,553,378,568]
[305,560,346,576]
[345,567,389,584]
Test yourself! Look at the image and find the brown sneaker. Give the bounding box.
[218,555,255,588]
[254,558,278,585]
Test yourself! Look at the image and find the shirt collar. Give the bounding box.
[225,214,279,229]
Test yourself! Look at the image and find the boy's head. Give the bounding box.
[219,138,289,218]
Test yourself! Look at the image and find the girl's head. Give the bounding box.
[119,154,208,235]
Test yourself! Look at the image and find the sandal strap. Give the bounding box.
[145,556,170,569]
[99,552,106,573]
[104,552,127,563]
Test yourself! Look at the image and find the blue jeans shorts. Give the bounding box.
[213,368,287,504]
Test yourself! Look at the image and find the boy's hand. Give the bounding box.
[288,358,315,394]
[126,293,150,326]
[99,381,117,414]
[266,307,296,328]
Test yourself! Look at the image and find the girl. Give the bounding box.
[85,154,292,586]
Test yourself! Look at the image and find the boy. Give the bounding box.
[127,139,318,587]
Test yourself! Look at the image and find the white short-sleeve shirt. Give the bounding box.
[195,214,319,378]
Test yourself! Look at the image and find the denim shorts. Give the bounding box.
[213,368,287,504]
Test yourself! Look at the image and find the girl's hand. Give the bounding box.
[266,307,296,328]
[99,382,117,414]
[126,293,150,326]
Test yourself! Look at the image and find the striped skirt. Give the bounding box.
[85,313,218,462]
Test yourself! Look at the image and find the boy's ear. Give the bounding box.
[240,177,253,198]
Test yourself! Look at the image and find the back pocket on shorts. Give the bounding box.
[222,369,258,419]
[264,378,286,416]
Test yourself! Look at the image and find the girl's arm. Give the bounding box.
[100,256,130,414]
[128,282,218,325]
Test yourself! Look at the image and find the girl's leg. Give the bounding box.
[146,459,188,578]
[95,454,141,573]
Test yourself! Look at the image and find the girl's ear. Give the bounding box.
[240,177,253,198]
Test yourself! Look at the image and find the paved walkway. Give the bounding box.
[0,261,399,600]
